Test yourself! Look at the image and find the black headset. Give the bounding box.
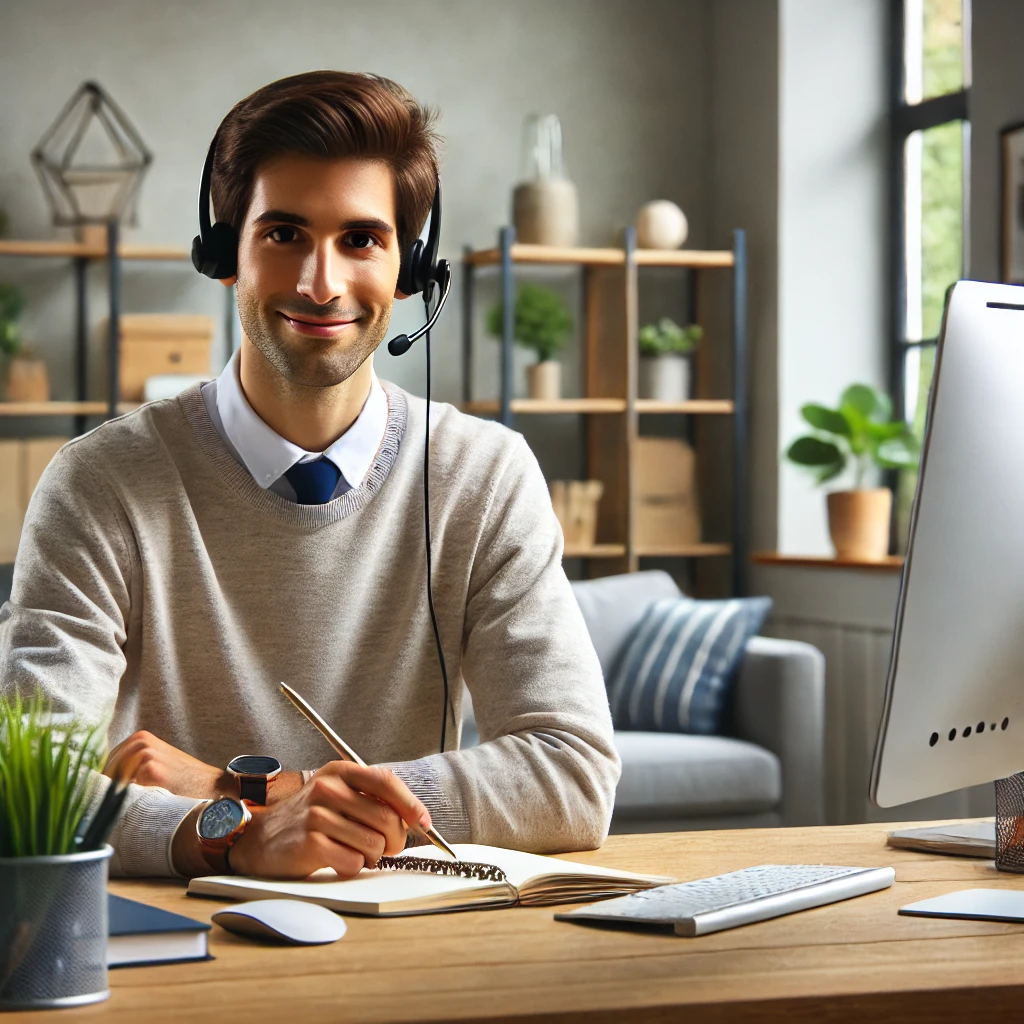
[193,129,455,752]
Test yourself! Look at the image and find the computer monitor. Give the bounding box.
[871,279,1024,810]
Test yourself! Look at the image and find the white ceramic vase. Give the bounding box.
[638,355,690,402]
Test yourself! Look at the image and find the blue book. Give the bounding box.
[108,893,212,968]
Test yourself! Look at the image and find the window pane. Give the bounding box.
[905,0,967,104]
[904,121,964,341]
[896,344,936,553]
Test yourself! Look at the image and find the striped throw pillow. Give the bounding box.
[607,596,772,734]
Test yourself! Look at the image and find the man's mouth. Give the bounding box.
[280,312,359,337]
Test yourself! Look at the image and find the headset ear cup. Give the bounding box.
[398,238,424,296]
[193,222,238,279]
[205,222,238,279]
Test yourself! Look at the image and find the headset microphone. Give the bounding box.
[387,261,452,356]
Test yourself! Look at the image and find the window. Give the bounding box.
[892,0,970,551]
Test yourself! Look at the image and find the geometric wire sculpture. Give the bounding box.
[31,81,152,226]
[995,772,1024,873]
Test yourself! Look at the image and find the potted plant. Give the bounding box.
[0,695,111,1009]
[1,283,49,403]
[638,317,703,402]
[785,383,920,561]
[487,283,573,400]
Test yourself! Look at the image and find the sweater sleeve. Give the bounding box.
[0,445,196,876]
[389,434,621,854]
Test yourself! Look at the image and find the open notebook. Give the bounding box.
[187,843,675,916]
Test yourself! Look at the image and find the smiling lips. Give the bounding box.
[280,312,359,337]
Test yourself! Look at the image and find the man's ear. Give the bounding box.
[394,286,410,300]
[220,275,238,287]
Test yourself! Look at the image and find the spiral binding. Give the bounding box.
[376,855,508,883]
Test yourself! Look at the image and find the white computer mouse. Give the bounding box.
[211,899,347,945]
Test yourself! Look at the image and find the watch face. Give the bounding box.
[199,798,244,840]
[227,754,282,777]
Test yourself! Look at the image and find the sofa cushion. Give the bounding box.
[570,570,682,679]
[613,731,781,818]
[608,596,771,734]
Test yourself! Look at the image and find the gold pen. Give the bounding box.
[279,681,458,860]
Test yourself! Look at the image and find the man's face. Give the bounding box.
[234,153,403,388]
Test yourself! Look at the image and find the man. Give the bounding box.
[0,71,619,879]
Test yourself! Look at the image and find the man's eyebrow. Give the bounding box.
[253,210,394,233]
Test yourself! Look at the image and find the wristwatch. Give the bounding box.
[226,754,282,805]
[196,797,251,870]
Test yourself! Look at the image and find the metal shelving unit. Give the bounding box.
[461,226,748,595]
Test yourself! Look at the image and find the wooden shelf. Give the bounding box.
[637,543,734,558]
[464,398,627,415]
[752,551,905,571]
[563,543,627,559]
[636,399,735,414]
[0,401,143,417]
[465,243,735,269]
[0,240,191,261]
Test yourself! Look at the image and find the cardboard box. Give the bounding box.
[634,436,701,551]
[106,314,214,401]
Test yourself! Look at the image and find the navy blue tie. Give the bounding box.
[284,459,342,505]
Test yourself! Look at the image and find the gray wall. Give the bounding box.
[970,0,1024,284]
[0,0,711,423]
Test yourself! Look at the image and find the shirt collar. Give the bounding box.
[215,349,388,491]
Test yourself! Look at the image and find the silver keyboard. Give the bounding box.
[556,863,895,936]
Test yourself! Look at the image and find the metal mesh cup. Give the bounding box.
[0,845,112,1009]
[995,773,1024,873]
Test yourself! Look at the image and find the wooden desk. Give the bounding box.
[9,822,1024,1023]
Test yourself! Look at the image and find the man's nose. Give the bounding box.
[296,241,349,306]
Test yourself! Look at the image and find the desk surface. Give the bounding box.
[10,821,1024,1024]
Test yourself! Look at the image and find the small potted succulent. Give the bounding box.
[0,695,111,1009]
[487,283,573,400]
[1,283,49,403]
[785,383,920,560]
[638,317,703,402]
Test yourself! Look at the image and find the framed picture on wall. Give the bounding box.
[1001,123,1024,284]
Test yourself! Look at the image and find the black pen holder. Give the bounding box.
[0,844,112,1009]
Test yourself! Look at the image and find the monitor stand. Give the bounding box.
[995,773,1024,872]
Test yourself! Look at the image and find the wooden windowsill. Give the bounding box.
[752,551,905,571]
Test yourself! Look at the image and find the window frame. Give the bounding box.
[887,0,971,548]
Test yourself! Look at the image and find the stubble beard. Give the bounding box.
[237,282,393,388]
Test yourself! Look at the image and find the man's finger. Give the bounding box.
[308,782,407,855]
[316,762,430,830]
[305,803,388,865]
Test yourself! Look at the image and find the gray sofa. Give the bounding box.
[463,570,826,832]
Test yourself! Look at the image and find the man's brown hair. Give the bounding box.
[210,71,442,254]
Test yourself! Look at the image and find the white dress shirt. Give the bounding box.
[200,350,389,502]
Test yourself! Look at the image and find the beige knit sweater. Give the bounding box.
[0,383,620,876]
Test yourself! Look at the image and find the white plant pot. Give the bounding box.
[638,355,690,402]
[527,360,561,401]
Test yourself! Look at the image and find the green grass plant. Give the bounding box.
[0,694,106,857]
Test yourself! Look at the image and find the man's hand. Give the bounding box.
[104,730,232,800]
[212,762,430,881]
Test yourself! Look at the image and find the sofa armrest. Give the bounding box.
[727,636,826,826]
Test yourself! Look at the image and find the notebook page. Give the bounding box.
[189,864,509,914]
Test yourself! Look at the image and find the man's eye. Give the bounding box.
[346,232,377,249]
[267,226,298,243]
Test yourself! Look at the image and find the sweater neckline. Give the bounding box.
[176,379,409,527]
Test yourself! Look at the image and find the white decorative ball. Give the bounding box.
[634,200,689,250]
